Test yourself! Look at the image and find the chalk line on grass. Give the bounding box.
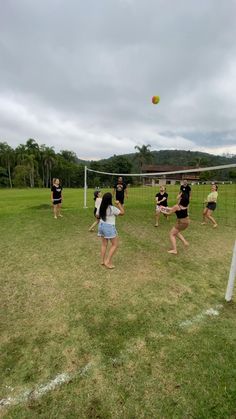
[0,362,93,409]
[179,304,223,328]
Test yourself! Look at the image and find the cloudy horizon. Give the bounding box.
[1,0,236,160]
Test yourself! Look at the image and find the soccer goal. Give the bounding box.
[225,240,236,302]
[84,163,236,227]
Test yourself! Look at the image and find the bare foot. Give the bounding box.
[58,214,63,217]
[183,241,189,247]
[155,224,159,227]
[168,250,177,254]
[213,224,218,228]
[104,263,115,269]
[54,216,57,219]
[201,222,206,225]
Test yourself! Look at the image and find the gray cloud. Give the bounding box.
[1,0,236,159]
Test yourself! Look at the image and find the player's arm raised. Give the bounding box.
[160,203,186,215]
[115,200,125,215]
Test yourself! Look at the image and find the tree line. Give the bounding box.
[0,141,235,188]
[0,139,85,188]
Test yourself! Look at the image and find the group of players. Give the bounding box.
[51,176,218,268]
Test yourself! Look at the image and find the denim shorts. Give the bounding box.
[98,222,117,239]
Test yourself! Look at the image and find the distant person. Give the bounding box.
[97,192,124,269]
[178,179,192,201]
[155,185,168,227]
[89,190,102,232]
[160,192,190,255]
[113,176,128,205]
[201,184,218,228]
[51,178,63,219]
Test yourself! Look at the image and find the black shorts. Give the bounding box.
[116,196,124,204]
[206,202,216,211]
[53,199,62,205]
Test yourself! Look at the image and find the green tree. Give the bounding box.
[25,138,40,155]
[60,150,79,164]
[13,165,30,187]
[108,155,132,174]
[15,144,27,165]
[134,144,153,171]
[24,154,38,187]
[0,142,14,188]
[15,142,39,187]
[43,147,56,187]
[0,166,9,187]
[229,169,236,180]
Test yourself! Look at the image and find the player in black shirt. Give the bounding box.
[113,176,128,205]
[155,186,168,227]
[160,192,190,254]
[178,179,192,201]
[51,178,63,219]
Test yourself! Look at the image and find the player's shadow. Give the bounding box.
[27,204,52,210]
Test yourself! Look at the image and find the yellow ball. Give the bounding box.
[152,96,160,104]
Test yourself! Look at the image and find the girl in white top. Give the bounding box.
[97,192,124,269]
[89,190,102,232]
[201,184,218,228]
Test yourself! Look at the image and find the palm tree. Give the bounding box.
[15,143,39,187]
[15,144,27,164]
[134,144,153,171]
[43,147,56,187]
[25,138,40,155]
[14,144,28,186]
[24,154,38,187]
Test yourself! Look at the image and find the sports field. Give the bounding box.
[0,186,236,418]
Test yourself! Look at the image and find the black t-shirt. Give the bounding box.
[51,185,62,200]
[114,182,126,200]
[155,192,168,207]
[176,207,188,219]
[180,184,191,197]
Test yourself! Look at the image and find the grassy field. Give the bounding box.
[0,186,236,418]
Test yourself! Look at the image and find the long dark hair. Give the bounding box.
[98,192,112,221]
[94,190,99,200]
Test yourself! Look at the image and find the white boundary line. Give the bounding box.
[0,362,93,409]
[0,304,227,409]
[179,304,223,328]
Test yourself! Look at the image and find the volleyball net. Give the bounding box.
[84,163,236,227]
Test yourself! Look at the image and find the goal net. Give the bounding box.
[84,163,236,227]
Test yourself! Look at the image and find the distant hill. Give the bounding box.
[91,149,236,169]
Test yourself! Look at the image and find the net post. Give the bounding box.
[84,165,88,208]
[225,240,236,302]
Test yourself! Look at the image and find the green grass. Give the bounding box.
[0,186,236,418]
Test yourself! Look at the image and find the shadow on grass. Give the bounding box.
[27,204,73,211]
[27,204,52,210]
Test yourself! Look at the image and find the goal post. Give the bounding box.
[225,240,236,302]
[83,165,88,208]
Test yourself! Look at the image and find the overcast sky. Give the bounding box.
[1,0,236,160]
